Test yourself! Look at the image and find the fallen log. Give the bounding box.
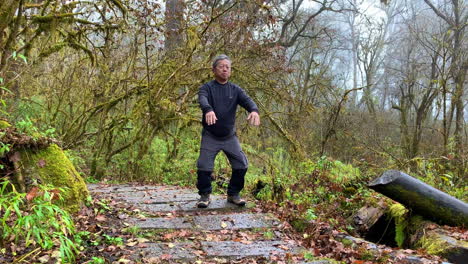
[352,201,388,234]
[368,170,468,227]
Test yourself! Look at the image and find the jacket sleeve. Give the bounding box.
[198,84,213,114]
[237,85,259,113]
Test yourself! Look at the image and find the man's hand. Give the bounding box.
[247,112,260,126]
[205,111,217,125]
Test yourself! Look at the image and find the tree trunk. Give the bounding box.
[0,0,18,50]
[165,0,185,52]
[368,170,468,227]
[451,0,466,160]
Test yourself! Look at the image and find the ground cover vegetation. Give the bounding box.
[0,0,466,263]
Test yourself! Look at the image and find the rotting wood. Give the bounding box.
[352,201,388,234]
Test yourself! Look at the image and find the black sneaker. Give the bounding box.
[197,194,210,208]
[227,194,246,206]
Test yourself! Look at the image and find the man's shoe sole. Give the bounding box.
[197,201,210,208]
[227,199,246,206]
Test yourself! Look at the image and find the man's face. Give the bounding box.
[213,59,231,82]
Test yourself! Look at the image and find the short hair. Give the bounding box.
[212,54,231,69]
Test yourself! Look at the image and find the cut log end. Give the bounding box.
[368,170,401,187]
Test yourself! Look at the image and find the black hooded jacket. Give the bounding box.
[198,80,259,138]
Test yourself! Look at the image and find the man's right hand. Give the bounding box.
[205,111,217,125]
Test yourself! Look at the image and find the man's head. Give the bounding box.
[212,54,231,84]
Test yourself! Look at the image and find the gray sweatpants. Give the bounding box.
[197,131,248,171]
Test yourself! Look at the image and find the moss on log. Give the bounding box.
[418,230,468,263]
[17,144,88,212]
[388,203,408,247]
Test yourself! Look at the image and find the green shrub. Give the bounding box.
[0,180,78,262]
[330,160,361,185]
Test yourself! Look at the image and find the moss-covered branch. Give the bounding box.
[31,13,83,23]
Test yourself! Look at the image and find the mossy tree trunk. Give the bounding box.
[16,144,89,212]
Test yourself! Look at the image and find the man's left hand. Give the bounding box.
[247,112,260,126]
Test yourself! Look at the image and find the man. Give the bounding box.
[196,54,260,208]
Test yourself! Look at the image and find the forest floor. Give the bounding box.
[69,183,451,264]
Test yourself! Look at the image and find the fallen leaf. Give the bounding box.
[38,255,50,263]
[96,214,107,222]
[192,250,205,256]
[106,245,116,252]
[137,237,150,243]
[51,250,60,258]
[160,254,172,260]
[213,258,228,263]
[137,214,147,220]
[168,243,175,248]
[144,257,160,263]
[26,187,39,201]
[126,241,138,247]
[118,214,128,219]
[221,221,228,229]
[277,245,289,250]
[50,189,61,200]
[164,233,175,239]
[206,234,219,242]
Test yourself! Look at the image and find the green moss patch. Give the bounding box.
[388,203,408,247]
[18,144,88,212]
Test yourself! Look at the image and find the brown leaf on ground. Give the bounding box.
[37,255,50,263]
[118,213,128,219]
[276,244,289,250]
[50,189,61,200]
[161,254,172,260]
[163,232,175,240]
[106,245,117,252]
[240,240,253,245]
[96,214,107,222]
[26,186,39,201]
[206,234,218,241]
[178,230,189,237]
[126,241,138,247]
